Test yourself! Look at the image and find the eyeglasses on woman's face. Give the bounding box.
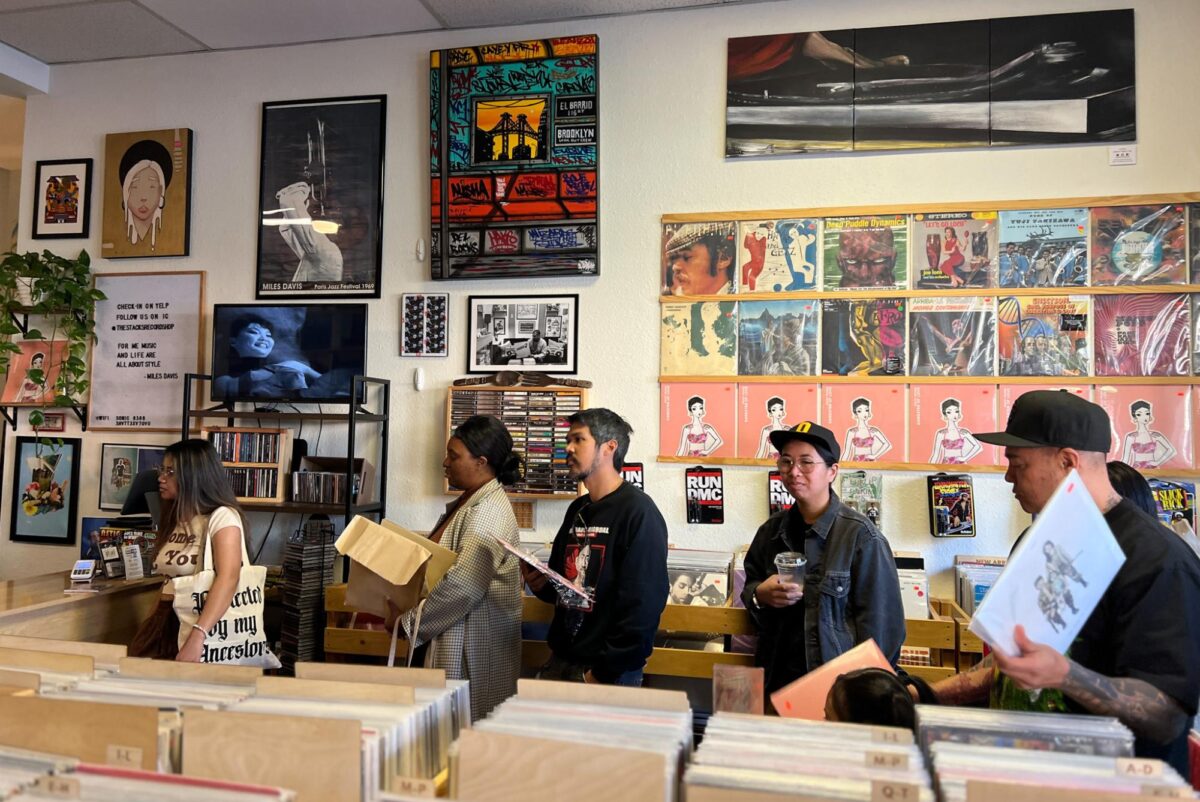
[156,465,177,478]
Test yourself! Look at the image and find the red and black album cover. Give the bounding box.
[685,466,724,524]
[820,298,906,376]
[1093,293,1190,377]
[1090,204,1187,285]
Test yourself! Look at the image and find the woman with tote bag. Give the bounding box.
[130,438,273,665]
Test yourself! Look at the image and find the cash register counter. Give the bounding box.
[0,572,162,645]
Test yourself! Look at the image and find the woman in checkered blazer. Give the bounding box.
[400,415,523,721]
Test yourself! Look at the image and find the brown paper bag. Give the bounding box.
[335,516,435,616]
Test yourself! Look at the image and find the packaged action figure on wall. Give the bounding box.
[1093,293,1190,377]
[928,473,975,537]
[1090,204,1186,286]
[767,469,793,515]
[738,218,821,292]
[821,298,905,376]
[909,297,995,376]
[839,470,882,527]
[737,300,818,376]
[685,466,724,524]
[998,207,1087,288]
[911,211,997,289]
[996,295,1089,377]
[1149,478,1195,537]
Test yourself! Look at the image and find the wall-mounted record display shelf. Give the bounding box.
[445,386,586,500]
[658,192,1200,477]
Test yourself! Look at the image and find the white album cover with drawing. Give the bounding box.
[970,468,1126,656]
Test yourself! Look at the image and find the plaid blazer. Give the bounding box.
[402,478,521,722]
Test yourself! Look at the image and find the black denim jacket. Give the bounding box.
[741,490,906,693]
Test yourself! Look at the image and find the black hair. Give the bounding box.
[852,397,871,412]
[568,408,633,471]
[1130,400,1151,417]
[118,139,173,187]
[157,438,246,555]
[687,395,704,409]
[941,397,960,414]
[701,233,736,278]
[1107,460,1157,518]
[229,313,273,340]
[766,396,785,410]
[826,668,935,731]
[454,415,522,486]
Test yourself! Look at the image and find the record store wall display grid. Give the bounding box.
[658,193,1200,476]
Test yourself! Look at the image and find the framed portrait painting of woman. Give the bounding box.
[101,128,194,258]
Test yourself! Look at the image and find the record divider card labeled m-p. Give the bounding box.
[686,466,724,524]
[970,469,1125,656]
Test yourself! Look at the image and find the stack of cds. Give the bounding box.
[665,549,732,608]
[686,713,933,801]
[916,706,1135,756]
[929,741,1191,801]
[278,519,337,674]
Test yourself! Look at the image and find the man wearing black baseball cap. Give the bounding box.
[932,390,1200,773]
[741,421,905,699]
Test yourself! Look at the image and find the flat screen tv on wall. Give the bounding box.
[210,303,368,404]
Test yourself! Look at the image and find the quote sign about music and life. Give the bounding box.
[90,272,204,431]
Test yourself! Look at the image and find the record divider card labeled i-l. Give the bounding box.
[445,387,586,500]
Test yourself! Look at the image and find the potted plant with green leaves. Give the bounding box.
[0,249,104,438]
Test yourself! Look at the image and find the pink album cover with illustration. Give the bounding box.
[822,384,905,464]
[1096,385,1191,472]
[737,383,820,460]
[660,382,736,459]
[910,385,998,467]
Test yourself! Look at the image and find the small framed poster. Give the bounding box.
[10,436,81,545]
[468,294,578,374]
[98,443,166,511]
[32,158,93,239]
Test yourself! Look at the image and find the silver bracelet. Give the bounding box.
[190,623,207,638]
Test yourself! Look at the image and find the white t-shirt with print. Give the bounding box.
[155,506,242,586]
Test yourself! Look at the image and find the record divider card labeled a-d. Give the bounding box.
[445,386,587,500]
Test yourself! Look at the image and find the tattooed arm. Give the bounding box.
[993,625,1187,744]
[930,655,993,705]
[1060,661,1188,744]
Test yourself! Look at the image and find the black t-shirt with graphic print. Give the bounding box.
[535,481,668,682]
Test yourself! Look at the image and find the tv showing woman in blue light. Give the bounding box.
[211,304,367,403]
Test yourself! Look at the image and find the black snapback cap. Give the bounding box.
[975,389,1111,452]
[769,421,842,463]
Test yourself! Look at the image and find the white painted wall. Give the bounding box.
[7,0,1197,593]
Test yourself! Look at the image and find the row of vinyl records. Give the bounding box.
[661,293,1200,378]
[0,636,1195,802]
[0,648,469,802]
[660,203,1200,295]
[659,381,1200,471]
[207,432,281,465]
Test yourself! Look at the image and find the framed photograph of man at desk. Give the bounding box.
[468,294,578,374]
